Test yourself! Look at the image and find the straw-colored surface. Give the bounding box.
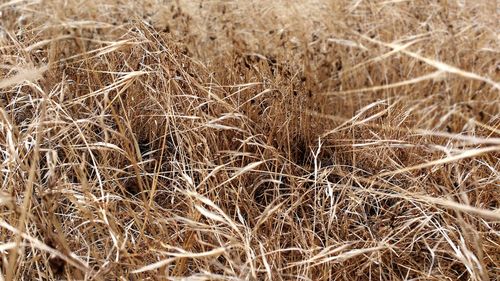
[0,1,499,280]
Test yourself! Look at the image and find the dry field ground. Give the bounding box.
[0,0,499,280]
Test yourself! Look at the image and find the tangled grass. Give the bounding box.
[0,0,499,280]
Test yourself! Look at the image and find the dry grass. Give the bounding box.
[0,0,499,280]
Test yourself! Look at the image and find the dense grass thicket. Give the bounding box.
[0,1,499,280]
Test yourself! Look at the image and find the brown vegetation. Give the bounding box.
[0,0,499,280]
